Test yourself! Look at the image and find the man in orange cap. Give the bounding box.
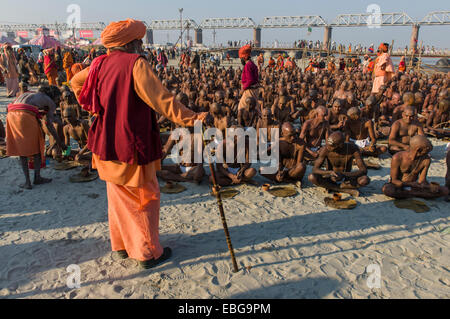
[71,19,211,269]
[372,43,394,93]
[237,44,260,111]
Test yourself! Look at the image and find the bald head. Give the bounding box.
[409,135,432,153]
[281,122,295,137]
[327,131,344,148]
[403,92,415,105]
[347,107,361,118]
[315,106,328,118]
[364,95,376,106]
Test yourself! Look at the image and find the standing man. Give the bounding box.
[44,48,58,86]
[237,44,259,111]
[257,53,264,71]
[71,19,210,269]
[6,86,67,189]
[372,43,395,94]
[63,49,74,82]
[0,44,19,97]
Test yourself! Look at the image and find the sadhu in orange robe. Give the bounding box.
[72,53,206,262]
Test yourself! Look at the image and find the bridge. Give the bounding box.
[0,11,449,51]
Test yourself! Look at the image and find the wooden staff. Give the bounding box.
[201,125,239,273]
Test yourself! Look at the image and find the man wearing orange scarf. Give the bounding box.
[71,19,209,269]
[372,43,395,93]
[44,48,58,86]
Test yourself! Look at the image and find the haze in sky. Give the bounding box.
[1,0,449,48]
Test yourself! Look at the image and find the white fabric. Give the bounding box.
[180,165,193,174]
[351,137,371,149]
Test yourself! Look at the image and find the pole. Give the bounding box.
[179,8,183,49]
[201,126,239,273]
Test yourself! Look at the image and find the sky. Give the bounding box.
[1,0,449,48]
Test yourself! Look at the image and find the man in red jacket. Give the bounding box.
[237,44,260,111]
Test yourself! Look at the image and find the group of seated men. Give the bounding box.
[1,53,449,199]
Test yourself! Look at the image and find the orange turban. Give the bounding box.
[378,43,388,53]
[101,19,146,48]
[239,44,252,59]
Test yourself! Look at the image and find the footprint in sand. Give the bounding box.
[114,285,124,293]
[211,262,231,287]
[7,266,27,281]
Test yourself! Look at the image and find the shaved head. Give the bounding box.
[347,107,360,117]
[327,131,344,147]
[410,135,432,152]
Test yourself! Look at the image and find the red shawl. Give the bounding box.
[78,54,108,114]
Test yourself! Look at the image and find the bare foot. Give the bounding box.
[33,177,52,185]
[19,182,32,190]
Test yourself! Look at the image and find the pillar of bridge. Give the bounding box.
[253,27,261,47]
[409,24,420,52]
[195,29,203,45]
[323,26,332,50]
[145,29,154,45]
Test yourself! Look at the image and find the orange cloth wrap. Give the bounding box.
[106,175,163,261]
[6,110,45,163]
[101,19,147,48]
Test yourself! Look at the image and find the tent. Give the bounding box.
[28,34,62,49]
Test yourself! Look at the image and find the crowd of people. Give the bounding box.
[1,18,449,268]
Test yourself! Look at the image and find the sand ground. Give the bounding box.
[0,86,449,299]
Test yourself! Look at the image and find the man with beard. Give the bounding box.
[71,19,210,269]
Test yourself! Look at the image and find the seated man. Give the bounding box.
[382,135,448,199]
[260,122,306,186]
[299,106,330,160]
[344,107,387,157]
[158,126,205,184]
[424,99,450,138]
[62,107,91,164]
[210,102,232,135]
[392,92,414,122]
[212,131,257,186]
[308,131,370,196]
[256,107,280,144]
[329,99,347,132]
[388,105,425,154]
[237,96,258,128]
